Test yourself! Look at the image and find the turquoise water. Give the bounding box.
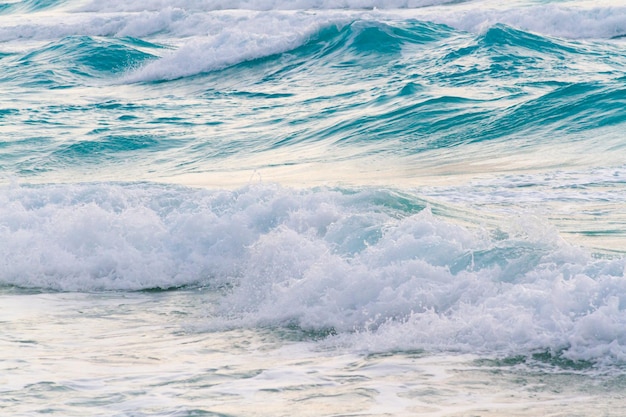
[2,0,626,415]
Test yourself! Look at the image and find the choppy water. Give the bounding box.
[2,0,626,415]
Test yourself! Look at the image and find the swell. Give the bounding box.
[3,36,161,87]
[2,20,625,180]
[170,22,626,155]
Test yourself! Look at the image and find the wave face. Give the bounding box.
[1,0,626,365]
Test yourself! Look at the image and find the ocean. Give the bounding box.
[2,0,626,415]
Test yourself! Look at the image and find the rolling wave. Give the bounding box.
[2,181,625,364]
[1,18,624,182]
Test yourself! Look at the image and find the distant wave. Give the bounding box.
[431,4,626,39]
[122,18,599,83]
[122,19,453,82]
[2,2,625,42]
[74,0,466,13]
[121,19,626,156]
[3,18,624,181]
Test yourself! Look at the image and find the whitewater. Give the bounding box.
[1,0,626,415]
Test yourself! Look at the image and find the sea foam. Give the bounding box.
[2,182,625,363]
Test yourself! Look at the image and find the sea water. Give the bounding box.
[1,0,626,415]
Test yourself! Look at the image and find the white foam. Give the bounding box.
[122,13,342,82]
[218,195,626,363]
[2,182,625,362]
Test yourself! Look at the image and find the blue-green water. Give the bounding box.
[2,1,626,415]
